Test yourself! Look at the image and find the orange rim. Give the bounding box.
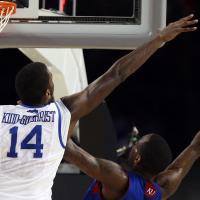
[0,1,16,16]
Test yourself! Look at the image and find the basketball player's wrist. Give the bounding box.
[153,36,166,48]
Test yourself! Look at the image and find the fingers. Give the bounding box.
[180,19,198,29]
[183,19,198,26]
[175,14,198,30]
[178,14,195,22]
[180,27,198,32]
[161,14,198,42]
[169,14,198,27]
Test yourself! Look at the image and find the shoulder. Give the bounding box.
[126,173,162,200]
[0,104,17,111]
[54,99,71,114]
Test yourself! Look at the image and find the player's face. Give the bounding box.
[128,144,140,168]
[128,135,152,168]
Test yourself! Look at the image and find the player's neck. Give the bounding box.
[19,100,50,107]
[122,161,154,181]
[19,102,49,107]
[134,169,154,181]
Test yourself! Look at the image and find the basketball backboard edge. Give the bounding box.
[0,0,166,49]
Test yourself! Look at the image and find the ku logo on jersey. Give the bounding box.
[92,182,101,194]
[144,182,156,198]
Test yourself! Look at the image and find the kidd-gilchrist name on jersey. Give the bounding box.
[0,100,71,200]
[2,110,56,125]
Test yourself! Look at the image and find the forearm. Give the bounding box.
[112,36,163,82]
[167,145,199,177]
[63,36,163,122]
[157,145,199,199]
[110,13,198,82]
[79,36,164,111]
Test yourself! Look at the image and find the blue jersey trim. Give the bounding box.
[19,104,48,108]
[55,102,65,149]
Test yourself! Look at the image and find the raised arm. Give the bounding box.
[156,131,200,200]
[64,139,128,196]
[62,14,198,137]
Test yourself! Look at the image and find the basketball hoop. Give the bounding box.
[0,1,16,32]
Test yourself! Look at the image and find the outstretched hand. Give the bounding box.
[159,14,198,43]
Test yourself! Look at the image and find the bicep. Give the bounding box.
[61,69,121,123]
[156,169,183,200]
[61,92,86,122]
[61,93,85,138]
[64,139,128,192]
[95,158,129,192]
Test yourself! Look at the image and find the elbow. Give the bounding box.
[64,139,75,160]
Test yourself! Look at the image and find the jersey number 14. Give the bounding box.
[7,125,43,158]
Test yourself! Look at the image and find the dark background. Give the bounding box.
[0,0,200,199]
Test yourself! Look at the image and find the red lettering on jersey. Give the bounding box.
[92,182,100,193]
[145,182,156,198]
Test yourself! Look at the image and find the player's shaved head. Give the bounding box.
[15,62,52,105]
[129,134,172,176]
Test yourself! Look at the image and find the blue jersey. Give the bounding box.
[83,172,162,200]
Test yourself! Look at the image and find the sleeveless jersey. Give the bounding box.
[83,172,162,200]
[0,100,71,200]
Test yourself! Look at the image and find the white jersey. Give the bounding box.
[0,100,71,200]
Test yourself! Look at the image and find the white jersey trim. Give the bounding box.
[55,99,71,149]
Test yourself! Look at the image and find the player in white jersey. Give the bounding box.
[0,14,198,200]
[0,100,70,200]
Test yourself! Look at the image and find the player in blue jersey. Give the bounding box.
[64,130,200,200]
[0,14,197,200]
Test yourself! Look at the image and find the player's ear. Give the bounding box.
[45,89,51,97]
[17,100,22,105]
[133,154,141,165]
[41,88,52,104]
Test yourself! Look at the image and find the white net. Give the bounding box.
[0,2,16,32]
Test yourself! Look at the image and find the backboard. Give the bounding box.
[11,0,38,18]
[0,0,167,49]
